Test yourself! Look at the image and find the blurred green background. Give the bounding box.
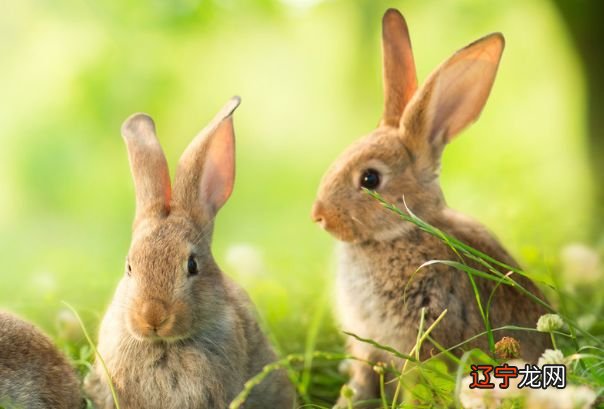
[1,0,602,389]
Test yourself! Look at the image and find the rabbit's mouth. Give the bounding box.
[127,302,193,342]
[312,200,359,242]
[314,217,356,243]
[139,333,190,344]
[128,322,191,343]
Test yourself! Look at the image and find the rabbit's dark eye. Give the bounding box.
[187,255,198,276]
[126,262,132,277]
[360,168,381,190]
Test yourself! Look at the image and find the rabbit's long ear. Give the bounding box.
[172,97,240,224]
[122,114,171,223]
[380,9,417,127]
[400,33,504,163]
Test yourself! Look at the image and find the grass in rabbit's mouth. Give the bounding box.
[55,195,603,408]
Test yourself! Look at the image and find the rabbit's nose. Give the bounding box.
[311,201,326,228]
[140,301,169,333]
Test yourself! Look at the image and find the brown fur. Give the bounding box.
[0,311,82,409]
[84,97,294,409]
[381,9,417,126]
[311,10,550,408]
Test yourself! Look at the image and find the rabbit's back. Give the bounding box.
[437,209,550,359]
[0,311,81,409]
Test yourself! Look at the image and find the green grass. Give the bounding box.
[1,1,603,408]
[52,193,603,409]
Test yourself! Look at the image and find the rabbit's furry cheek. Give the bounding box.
[313,127,428,243]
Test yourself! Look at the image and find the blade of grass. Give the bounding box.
[366,191,603,346]
[392,309,449,409]
[343,332,416,363]
[410,309,449,362]
[61,301,120,409]
[300,289,329,401]
[229,351,351,409]
[365,190,545,283]
[415,308,427,362]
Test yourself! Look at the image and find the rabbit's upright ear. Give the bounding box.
[121,114,171,224]
[400,33,504,164]
[172,97,241,223]
[380,9,417,127]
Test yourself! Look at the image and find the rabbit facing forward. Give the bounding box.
[84,97,294,409]
[311,9,550,407]
[0,311,82,409]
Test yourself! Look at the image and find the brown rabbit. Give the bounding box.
[311,9,550,407]
[84,97,294,409]
[0,311,82,409]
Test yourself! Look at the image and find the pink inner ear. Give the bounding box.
[199,118,235,215]
[433,58,497,141]
[402,33,504,144]
[163,179,172,211]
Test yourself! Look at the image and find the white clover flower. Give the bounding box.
[570,386,598,409]
[337,359,351,376]
[31,270,57,295]
[55,308,83,342]
[458,375,501,409]
[507,359,528,367]
[526,384,596,409]
[224,243,266,279]
[560,243,601,284]
[537,349,565,367]
[491,359,526,400]
[537,314,564,332]
[577,314,596,331]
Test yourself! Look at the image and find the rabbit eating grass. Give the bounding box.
[311,9,550,407]
[84,97,294,409]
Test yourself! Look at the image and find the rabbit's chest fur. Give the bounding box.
[112,338,244,409]
[88,301,248,409]
[335,227,481,353]
[335,212,549,361]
